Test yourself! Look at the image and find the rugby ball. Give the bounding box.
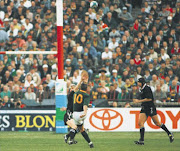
[90,1,98,8]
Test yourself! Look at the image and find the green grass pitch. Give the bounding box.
[0,132,179,151]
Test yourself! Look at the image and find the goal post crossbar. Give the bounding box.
[0,51,57,55]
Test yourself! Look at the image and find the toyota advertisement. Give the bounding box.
[84,108,180,132]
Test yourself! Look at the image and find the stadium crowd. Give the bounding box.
[0,0,180,108]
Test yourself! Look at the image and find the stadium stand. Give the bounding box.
[0,0,180,109]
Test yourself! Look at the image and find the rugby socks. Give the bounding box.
[140,127,145,141]
[161,124,171,135]
[66,132,70,138]
[81,131,91,143]
[69,128,76,141]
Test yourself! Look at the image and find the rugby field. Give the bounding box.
[0,132,179,151]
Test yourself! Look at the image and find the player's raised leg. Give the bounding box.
[134,113,147,145]
[151,115,174,143]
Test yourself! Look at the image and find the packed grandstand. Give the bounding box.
[0,0,180,109]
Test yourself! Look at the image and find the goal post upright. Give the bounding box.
[57,0,64,80]
[55,0,68,133]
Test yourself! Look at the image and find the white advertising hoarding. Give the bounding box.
[84,108,180,132]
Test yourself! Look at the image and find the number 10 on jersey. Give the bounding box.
[74,94,83,104]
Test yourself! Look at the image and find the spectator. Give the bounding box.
[111,69,118,83]
[144,69,152,81]
[153,84,167,103]
[125,53,131,64]
[86,41,100,67]
[100,80,109,98]
[118,7,133,26]
[158,60,168,78]
[160,79,168,93]
[26,35,35,49]
[124,78,132,91]
[168,68,175,81]
[99,67,107,81]
[24,74,36,88]
[129,75,135,86]
[148,63,157,75]
[88,8,96,20]
[40,64,50,79]
[105,74,112,88]
[171,41,180,55]
[2,70,13,84]
[104,12,117,29]
[166,86,179,102]
[64,65,73,79]
[161,48,170,61]
[120,35,130,50]
[26,8,33,22]
[129,83,139,99]
[159,5,170,17]
[1,95,12,108]
[91,34,104,52]
[83,53,93,80]
[91,86,98,100]
[25,54,34,66]
[0,26,9,43]
[0,85,11,99]
[150,74,160,89]
[101,47,112,63]
[117,86,129,102]
[42,81,51,98]
[36,84,47,102]
[109,27,121,42]
[169,80,180,94]
[26,67,41,86]
[107,84,119,107]
[172,62,180,79]
[10,85,24,108]
[23,18,33,32]
[114,82,121,93]
[134,53,141,65]
[122,69,129,81]
[117,75,125,88]
[108,36,118,51]
[24,87,36,100]
[149,46,158,60]
[72,70,80,85]
[13,76,21,86]
[45,74,55,90]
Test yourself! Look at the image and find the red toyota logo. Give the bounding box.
[89,109,123,130]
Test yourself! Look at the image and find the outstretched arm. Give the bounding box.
[133,98,152,103]
[74,78,82,92]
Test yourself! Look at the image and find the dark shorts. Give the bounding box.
[64,111,73,125]
[140,105,157,117]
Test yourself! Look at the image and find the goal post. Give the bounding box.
[55,0,68,133]
[0,0,67,134]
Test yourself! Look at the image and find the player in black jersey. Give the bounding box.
[133,78,174,145]
[63,71,89,145]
